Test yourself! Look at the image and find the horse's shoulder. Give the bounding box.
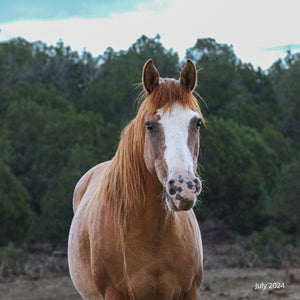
[73,160,112,213]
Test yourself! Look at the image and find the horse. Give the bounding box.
[68,59,204,300]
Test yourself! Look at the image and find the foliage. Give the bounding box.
[0,35,299,248]
[268,53,300,147]
[248,226,288,264]
[0,162,31,245]
[236,225,290,265]
[249,226,286,256]
[198,118,278,234]
[0,38,99,104]
[186,39,277,128]
[31,146,100,244]
[186,38,239,115]
[0,242,25,277]
[265,157,300,235]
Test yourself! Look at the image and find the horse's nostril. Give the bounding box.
[168,179,176,195]
[169,187,176,195]
[186,181,193,189]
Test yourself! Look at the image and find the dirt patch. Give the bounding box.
[201,267,300,300]
[0,276,81,300]
[0,268,299,300]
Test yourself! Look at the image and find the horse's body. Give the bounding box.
[68,60,204,300]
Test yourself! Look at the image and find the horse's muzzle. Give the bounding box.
[165,172,201,211]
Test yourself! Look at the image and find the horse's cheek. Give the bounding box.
[144,142,156,174]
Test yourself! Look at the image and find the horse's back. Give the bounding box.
[73,160,112,213]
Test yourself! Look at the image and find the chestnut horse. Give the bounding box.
[68,59,204,299]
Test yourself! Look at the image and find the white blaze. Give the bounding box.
[157,103,200,176]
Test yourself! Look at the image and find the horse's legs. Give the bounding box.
[185,285,201,300]
[104,287,123,300]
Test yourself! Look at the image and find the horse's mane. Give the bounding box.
[98,78,203,298]
[100,78,203,224]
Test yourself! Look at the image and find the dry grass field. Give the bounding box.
[0,267,299,300]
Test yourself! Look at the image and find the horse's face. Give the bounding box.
[143,60,202,211]
[144,103,202,211]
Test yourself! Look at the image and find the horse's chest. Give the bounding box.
[117,236,201,299]
[127,255,201,299]
[96,212,202,299]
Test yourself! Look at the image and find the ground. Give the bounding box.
[0,267,299,299]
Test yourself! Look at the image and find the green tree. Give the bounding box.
[261,124,296,165]
[31,146,97,244]
[85,35,180,126]
[265,157,300,235]
[198,117,278,234]
[0,162,31,245]
[0,38,99,106]
[219,64,277,129]
[268,53,300,147]
[186,39,278,129]
[186,38,239,115]
[1,82,73,212]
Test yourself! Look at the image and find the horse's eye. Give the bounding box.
[196,119,202,129]
[145,122,153,132]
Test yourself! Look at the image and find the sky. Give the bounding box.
[1,0,300,70]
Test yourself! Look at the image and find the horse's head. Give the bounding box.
[142,59,202,211]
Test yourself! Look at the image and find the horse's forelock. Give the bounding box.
[140,78,202,116]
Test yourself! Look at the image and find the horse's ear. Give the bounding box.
[180,59,197,91]
[143,59,160,94]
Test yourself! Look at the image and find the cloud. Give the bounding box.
[0,0,154,23]
[265,43,300,52]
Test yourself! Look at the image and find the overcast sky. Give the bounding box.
[1,0,300,69]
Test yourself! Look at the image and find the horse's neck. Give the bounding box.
[127,174,173,238]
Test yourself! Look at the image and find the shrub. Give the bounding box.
[0,242,25,277]
[248,226,286,264]
[265,157,300,236]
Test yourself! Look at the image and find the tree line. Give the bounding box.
[0,35,299,248]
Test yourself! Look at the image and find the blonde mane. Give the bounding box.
[100,79,203,225]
